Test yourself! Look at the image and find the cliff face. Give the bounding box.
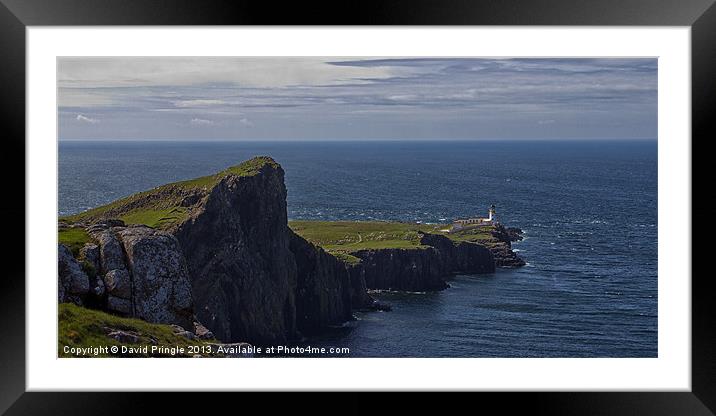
[350,232,496,292]
[170,161,299,344]
[419,232,495,274]
[351,248,448,292]
[288,230,353,335]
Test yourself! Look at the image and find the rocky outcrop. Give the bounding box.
[58,244,90,304]
[114,226,194,329]
[61,222,197,330]
[487,225,526,268]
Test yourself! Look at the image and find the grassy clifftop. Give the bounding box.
[61,156,280,230]
[289,220,495,262]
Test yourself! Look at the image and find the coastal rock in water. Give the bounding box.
[58,244,90,304]
[289,230,353,335]
[116,226,194,330]
[505,227,524,242]
[488,225,526,268]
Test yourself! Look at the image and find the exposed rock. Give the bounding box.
[58,244,90,304]
[94,230,128,274]
[505,227,524,242]
[107,295,132,314]
[79,243,101,272]
[103,269,131,299]
[92,277,106,297]
[116,226,194,330]
[193,321,215,340]
[107,329,140,343]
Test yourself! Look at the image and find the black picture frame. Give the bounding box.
[0,0,710,413]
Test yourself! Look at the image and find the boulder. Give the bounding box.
[107,329,140,343]
[58,244,90,304]
[116,226,194,330]
[193,321,215,340]
[79,243,101,274]
[95,230,128,274]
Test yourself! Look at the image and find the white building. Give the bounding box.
[449,205,497,232]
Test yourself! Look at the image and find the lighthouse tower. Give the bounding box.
[488,204,497,224]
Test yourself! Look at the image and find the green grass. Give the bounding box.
[289,220,446,254]
[58,227,93,257]
[442,226,495,243]
[174,156,280,189]
[58,303,220,358]
[289,220,497,262]
[119,207,189,229]
[61,157,278,229]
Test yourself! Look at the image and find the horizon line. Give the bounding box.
[57,137,658,142]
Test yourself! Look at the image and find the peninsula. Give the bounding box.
[58,157,525,355]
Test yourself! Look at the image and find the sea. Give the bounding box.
[59,139,658,357]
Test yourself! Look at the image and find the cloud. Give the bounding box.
[76,114,99,124]
[59,58,657,140]
[190,118,214,126]
[57,57,412,89]
[173,99,225,108]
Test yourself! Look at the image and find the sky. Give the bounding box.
[57,57,657,141]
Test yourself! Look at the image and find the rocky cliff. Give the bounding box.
[349,232,495,292]
[486,225,526,268]
[288,230,354,335]
[61,157,365,345]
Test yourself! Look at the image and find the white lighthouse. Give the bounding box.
[488,204,497,223]
[449,204,499,233]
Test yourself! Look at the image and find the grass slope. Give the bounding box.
[58,227,93,257]
[58,303,220,357]
[61,157,278,230]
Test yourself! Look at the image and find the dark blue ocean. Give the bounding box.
[59,140,658,357]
